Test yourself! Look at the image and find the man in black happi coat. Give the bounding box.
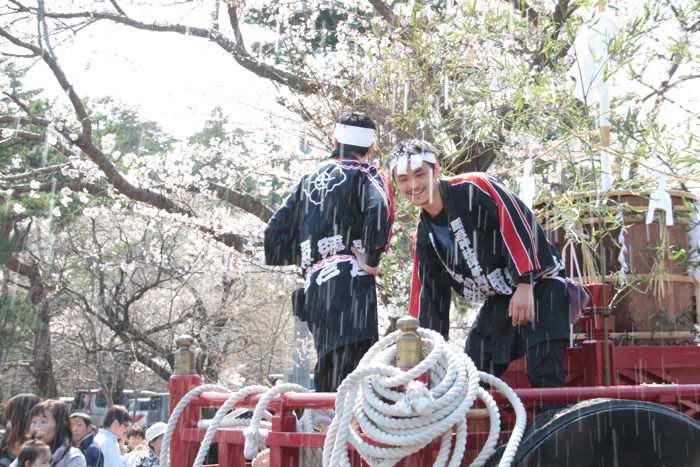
[391,140,569,388]
[265,112,394,391]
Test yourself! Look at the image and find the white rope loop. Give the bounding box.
[160,384,230,467]
[322,329,525,467]
[195,385,268,467]
[243,383,308,460]
[161,327,526,467]
[477,373,527,467]
[323,328,485,467]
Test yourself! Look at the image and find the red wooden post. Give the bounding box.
[393,317,442,466]
[269,393,299,467]
[169,335,202,467]
[218,442,247,467]
[583,283,615,385]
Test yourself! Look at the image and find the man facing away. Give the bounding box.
[265,111,394,392]
[69,413,104,467]
[390,140,570,388]
[94,406,130,467]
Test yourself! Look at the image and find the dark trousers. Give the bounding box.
[466,336,567,388]
[465,278,570,388]
[314,340,373,392]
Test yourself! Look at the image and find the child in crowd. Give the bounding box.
[16,440,50,467]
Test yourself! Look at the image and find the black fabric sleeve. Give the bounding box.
[359,168,394,268]
[264,182,303,266]
[409,225,452,339]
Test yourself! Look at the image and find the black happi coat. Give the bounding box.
[265,157,394,357]
[409,173,568,354]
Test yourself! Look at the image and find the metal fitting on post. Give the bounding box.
[174,335,195,375]
[395,316,422,367]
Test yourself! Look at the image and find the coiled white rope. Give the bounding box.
[159,383,311,467]
[161,328,526,467]
[161,384,230,467]
[322,328,526,467]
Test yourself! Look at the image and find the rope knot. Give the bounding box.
[405,380,433,414]
[243,426,267,460]
[394,380,432,416]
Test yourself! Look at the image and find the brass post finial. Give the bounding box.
[174,335,195,375]
[395,316,422,367]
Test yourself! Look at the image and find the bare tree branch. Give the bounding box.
[108,0,127,17]
[0,162,70,182]
[133,348,171,380]
[367,0,395,23]
[6,179,108,198]
[531,0,578,70]
[11,4,337,96]
[225,1,245,51]
[206,183,274,221]
[505,0,540,26]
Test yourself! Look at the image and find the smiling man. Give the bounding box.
[390,140,570,389]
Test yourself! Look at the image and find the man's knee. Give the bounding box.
[526,339,567,388]
[465,337,508,376]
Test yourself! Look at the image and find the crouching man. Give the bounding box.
[390,140,569,388]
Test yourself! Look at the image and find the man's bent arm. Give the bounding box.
[264,182,302,266]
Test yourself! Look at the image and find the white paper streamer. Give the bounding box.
[646,174,674,226]
[616,206,630,283]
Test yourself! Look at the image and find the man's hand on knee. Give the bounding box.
[508,283,535,326]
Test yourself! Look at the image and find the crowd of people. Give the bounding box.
[0,395,167,467]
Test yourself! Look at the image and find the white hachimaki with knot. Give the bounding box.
[388,141,438,176]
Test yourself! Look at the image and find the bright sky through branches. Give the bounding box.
[22,2,289,140]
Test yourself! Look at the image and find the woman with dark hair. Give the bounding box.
[9,401,85,467]
[1,394,42,467]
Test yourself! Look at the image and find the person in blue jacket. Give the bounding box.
[69,414,103,467]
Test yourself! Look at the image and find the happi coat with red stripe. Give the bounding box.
[265,157,394,358]
[409,173,566,345]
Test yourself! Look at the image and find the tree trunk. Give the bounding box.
[32,302,57,397]
[28,268,58,398]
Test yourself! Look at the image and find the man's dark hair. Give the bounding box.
[126,426,145,439]
[333,111,376,159]
[103,405,131,429]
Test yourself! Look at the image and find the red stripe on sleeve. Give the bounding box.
[464,174,535,275]
[378,166,395,246]
[408,233,421,318]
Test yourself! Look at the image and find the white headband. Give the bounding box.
[389,152,437,175]
[333,123,375,147]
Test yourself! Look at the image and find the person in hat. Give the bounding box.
[134,423,166,467]
[389,140,571,389]
[69,414,103,467]
[264,111,394,392]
